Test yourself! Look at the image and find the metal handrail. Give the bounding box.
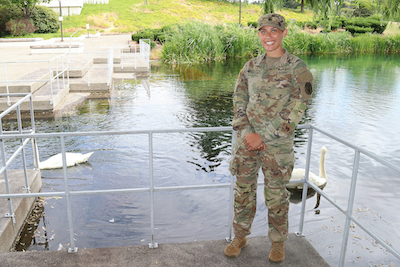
[0,120,399,264]
[1,54,69,106]
[0,93,37,226]
[113,38,150,70]
[139,39,150,69]
[67,48,114,87]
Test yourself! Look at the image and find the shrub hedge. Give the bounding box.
[31,6,60,33]
[5,19,36,36]
[0,6,23,37]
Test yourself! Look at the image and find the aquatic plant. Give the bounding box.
[161,21,400,64]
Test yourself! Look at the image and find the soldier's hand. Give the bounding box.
[244,133,264,151]
[255,143,266,151]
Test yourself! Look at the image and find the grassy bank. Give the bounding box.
[62,0,312,34]
[160,21,400,64]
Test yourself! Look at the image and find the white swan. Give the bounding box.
[287,146,327,190]
[286,147,327,209]
[38,152,94,170]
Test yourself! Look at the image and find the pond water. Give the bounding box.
[8,54,400,266]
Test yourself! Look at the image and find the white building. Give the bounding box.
[39,0,109,16]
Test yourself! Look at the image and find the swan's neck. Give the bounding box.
[319,150,327,179]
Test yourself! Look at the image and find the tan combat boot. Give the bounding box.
[269,241,285,263]
[224,236,248,258]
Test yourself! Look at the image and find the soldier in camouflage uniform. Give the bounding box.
[224,13,313,263]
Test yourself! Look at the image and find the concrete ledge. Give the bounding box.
[0,169,42,253]
[30,43,83,49]
[0,234,330,266]
[0,38,43,43]
[30,43,84,54]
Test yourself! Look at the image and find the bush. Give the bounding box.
[283,0,300,9]
[247,21,257,28]
[5,18,37,36]
[346,25,373,34]
[305,21,318,29]
[344,16,387,34]
[0,6,23,37]
[31,5,60,33]
[152,28,167,43]
[294,21,307,29]
[132,30,154,42]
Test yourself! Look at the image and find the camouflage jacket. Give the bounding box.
[232,49,313,152]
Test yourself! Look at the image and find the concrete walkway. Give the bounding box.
[0,234,330,267]
[0,34,148,117]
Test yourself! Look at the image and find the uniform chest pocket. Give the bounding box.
[262,69,293,98]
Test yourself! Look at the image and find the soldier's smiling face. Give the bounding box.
[257,26,287,58]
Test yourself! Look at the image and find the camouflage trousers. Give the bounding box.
[229,139,294,242]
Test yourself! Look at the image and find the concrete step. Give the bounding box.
[0,169,41,253]
[93,57,121,64]
[0,69,49,94]
[0,79,69,112]
[114,64,149,73]
[30,42,84,54]
[69,66,111,92]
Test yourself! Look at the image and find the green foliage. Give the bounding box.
[131,29,164,49]
[31,5,59,33]
[262,0,275,14]
[152,29,166,43]
[247,21,257,28]
[0,0,51,19]
[160,20,400,64]
[283,0,301,9]
[5,18,36,36]
[132,30,155,42]
[351,0,374,17]
[218,23,263,58]
[349,33,400,53]
[0,5,23,37]
[344,16,388,34]
[346,25,373,34]
[161,21,226,64]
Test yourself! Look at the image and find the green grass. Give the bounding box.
[383,22,400,35]
[40,0,313,35]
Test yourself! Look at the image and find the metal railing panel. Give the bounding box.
[296,125,400,265]
[1,54,69,106]
[0,109,399,263]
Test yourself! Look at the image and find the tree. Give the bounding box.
[376,0,400,20]
[309,0,343,29]
[262,0,283,14]
[0,0,51,19]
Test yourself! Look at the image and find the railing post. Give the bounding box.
[148,132,158,248]
[60,136,78,253]
[3,62,11,106]
[16,106,30,193]
[226,129,236,242]
[121,47,124,69]
[48,60,54,105]
[86,53,90,86]
[107,48,113,86]
[339,149,361,266]
[0,119,16,225]
[296,126,313,237]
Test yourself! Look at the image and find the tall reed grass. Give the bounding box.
[161,21,400,64]
[161,21,264,64]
